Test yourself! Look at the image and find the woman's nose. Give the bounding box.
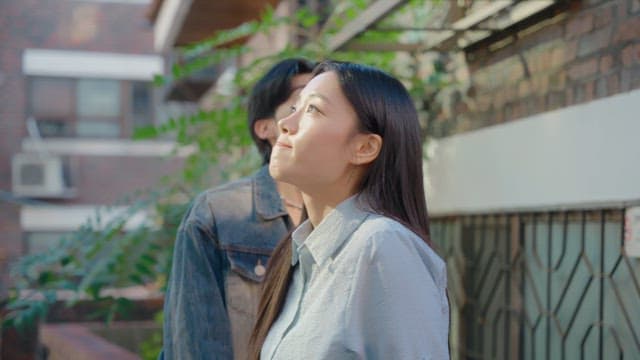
[278,111,298,134]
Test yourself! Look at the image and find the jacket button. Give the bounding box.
[254,261,266,276]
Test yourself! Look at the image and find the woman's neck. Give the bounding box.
[302,187,358,228]
[275,180,304,226]
[301,167,365,228]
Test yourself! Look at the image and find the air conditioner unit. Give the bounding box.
[12,153,76,198]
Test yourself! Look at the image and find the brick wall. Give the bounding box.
[0,0,181,298]
[436,0,640,137]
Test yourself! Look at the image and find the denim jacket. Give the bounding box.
[161,165,291,360]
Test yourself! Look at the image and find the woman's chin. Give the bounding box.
[268,161,286,181]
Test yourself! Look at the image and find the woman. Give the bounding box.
[249,61,449,359]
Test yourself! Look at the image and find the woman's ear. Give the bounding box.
[351,133,382,165]
[254,118,277,142]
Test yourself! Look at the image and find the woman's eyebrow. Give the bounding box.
[301,92,330,104]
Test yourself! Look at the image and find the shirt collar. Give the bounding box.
[253,165,288,220]
[290,195,370,267]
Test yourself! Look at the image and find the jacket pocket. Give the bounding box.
[225,246,272,283]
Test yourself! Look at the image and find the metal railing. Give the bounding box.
[431,209,640,360]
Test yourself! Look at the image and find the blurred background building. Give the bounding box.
[0,0,188,299]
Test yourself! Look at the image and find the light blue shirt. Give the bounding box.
[261,196,450,360]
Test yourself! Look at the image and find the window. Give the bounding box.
[25,232,70,255]
[76,79,122,137]
[28,77,157,138]
[31,78,74,137]
[131,81,154,129]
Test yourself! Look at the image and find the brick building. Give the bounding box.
[0,0,186,299]
[421,1,640,358]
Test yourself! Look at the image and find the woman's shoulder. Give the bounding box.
[350,214,447,286]
[353,214,424,251]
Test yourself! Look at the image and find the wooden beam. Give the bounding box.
[456,0,555,48]
[423,0,515,50]
[450,0,514,30]
[154,0,193,52]
[343,0,558,53]
[327,0,408,52]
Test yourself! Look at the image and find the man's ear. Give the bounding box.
[351,133,382,165]
[253,118,276,140]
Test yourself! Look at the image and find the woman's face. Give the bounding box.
[269,71,361,191]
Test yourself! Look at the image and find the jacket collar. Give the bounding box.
[291,196,370,267]
[253,165,288,220]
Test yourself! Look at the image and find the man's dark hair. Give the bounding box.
[248,58,315,164]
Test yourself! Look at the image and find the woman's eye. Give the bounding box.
[306,104,318,113]
[289,105,297,114]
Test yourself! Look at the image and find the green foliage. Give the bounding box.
[4,0,456,340]
[4,194,184,331]
[138,311,164,360]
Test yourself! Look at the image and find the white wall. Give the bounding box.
[21,205,154,231]
[23,49,163,80]
[426,88,640,215]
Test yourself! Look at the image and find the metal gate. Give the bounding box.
[431,209,640,360]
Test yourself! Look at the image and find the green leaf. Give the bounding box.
[153,74,166,87]
[129,274,143,285]
[135,262,152,277]
[133,125,159,140]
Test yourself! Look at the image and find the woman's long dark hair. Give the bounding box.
[248,61,431,359]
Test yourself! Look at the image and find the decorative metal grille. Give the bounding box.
[431,209,640,360]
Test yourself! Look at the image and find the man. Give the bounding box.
[161,59,314,359]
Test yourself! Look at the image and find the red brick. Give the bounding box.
[621,67,640,91]
[578,27,613,57]
[633,67,640,89]
[568,58,599,80]
[547,91,566,111]
[566,14,594,38]
[596,77,608,97]
[585,80,595,101]
[518,80,532,98]
[574,80,596,103]
[594,5,614,28]
[493,90,507,109]
[600,54,614,73]
[607,73,620,94]
[507,61,525,83]
[535,76,550,95]
[565,40,579,62]
[475,94,492,112]
[549,71,567,91]
[621,43,640,67]
[565,87,575,106]
[550,46,566,68]
[614,17,640,43]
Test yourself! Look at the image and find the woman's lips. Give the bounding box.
[275,141,292,149]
